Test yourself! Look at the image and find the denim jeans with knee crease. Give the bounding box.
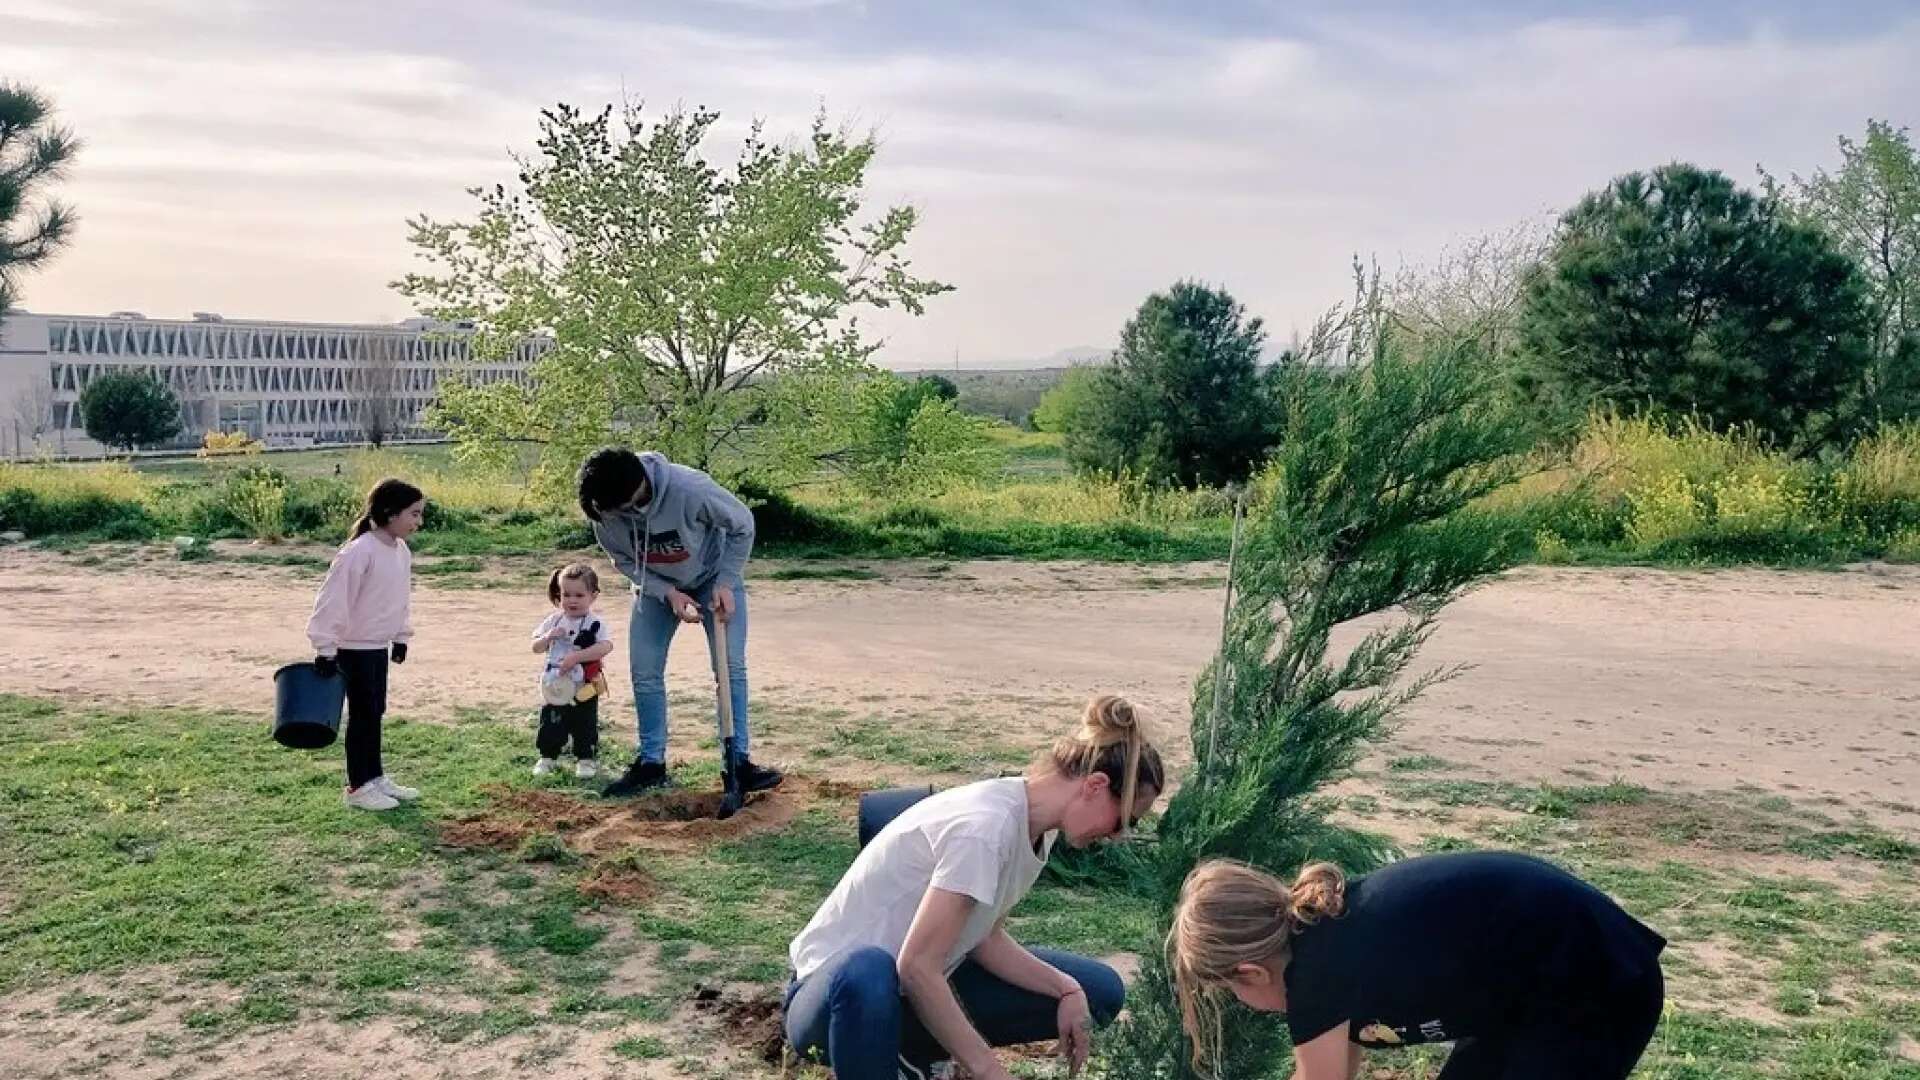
[628,580,749,763]
[783,946,1126,1080]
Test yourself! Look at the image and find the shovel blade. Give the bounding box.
[716,738,745,820]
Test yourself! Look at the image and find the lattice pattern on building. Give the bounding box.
[36,315,545,448]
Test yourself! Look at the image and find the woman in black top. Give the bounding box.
[1167,852,1666,1079]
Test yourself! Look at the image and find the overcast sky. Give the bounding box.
[5,0,1918,366]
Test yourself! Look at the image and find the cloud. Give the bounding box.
[10,4,1920,358]
[0,0,114,27]
[692,0,863,9]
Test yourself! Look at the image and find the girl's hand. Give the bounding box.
[545,625,572,645]
[557,651,583,672]
[711,585,736,624]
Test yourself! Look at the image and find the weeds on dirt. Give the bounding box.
[5,690,1918,1076]
[0,693,1152,1075]
[10,415,1920,570]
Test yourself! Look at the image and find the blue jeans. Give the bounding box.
[783,946,1126,1079]
[629,580,749,764]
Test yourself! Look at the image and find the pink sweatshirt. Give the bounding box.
[305,530,414,657]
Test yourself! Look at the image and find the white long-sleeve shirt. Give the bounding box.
[306,530,414,657]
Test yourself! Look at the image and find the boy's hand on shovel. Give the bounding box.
[710,585,736,624]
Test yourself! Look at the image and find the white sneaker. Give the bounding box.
[373,775,420,801]
[534,757,557,776]
[345,784,400,812]
[575,759,599,779]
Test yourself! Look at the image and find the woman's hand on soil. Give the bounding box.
[1056,987,1093,1075]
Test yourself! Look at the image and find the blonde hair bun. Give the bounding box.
[1081,693,1141,745]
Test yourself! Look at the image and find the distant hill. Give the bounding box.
[1034,345,1111,367]
[891,346,1110,425]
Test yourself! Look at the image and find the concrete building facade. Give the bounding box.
[0,310,546,458]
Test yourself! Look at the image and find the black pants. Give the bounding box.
[338,648,389,789]
[536,698,600,760]
[1438,965,1665,1080]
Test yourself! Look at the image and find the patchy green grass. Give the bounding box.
[1358,772,1920,1080]
[5,689,1917,1076]
[801,712,1034,776]
[0,693,1143,1075]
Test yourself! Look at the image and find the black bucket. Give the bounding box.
[273,662,346,750]
[857,784,936,849]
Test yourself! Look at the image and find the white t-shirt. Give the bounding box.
[790,777,1055,982]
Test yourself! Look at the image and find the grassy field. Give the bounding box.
[3,417,1920,568]
[3,690,1914,1077]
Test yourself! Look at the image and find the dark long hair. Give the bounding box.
[350,478,425,540]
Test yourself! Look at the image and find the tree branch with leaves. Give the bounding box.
[397,102,951,489]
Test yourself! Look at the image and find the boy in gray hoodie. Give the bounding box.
[577,448,784,797]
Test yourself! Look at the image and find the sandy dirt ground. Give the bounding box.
[4,546,1920,1078]
[1,546,1916,831]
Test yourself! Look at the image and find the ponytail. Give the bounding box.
[1289,862,1346,925]
[1168,859,1348,1073]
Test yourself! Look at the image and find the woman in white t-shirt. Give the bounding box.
[785,695,1165,1080]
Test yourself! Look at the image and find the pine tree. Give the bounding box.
[1066,282,1280,488]
[0,82,80,318]
[1093,289,1536,1078]
[80,371,182,452]
[1517,164,1875,452]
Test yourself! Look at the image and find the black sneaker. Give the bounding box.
[735,758,785,794]
[603,759,669,797]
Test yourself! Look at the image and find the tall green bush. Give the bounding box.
[1098,308,1533,1077]
[224,465,288,542]
[1066,282,1280,487]
[838,372,1001,495]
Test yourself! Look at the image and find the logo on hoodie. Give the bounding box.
[644,529,691,565]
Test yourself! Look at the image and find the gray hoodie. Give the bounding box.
[589,452,755,602]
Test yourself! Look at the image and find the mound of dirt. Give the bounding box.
[438,815,542,849]
[692,986,788,1066]
[488,787,615,830]
[437,775,861,865]
[575,787,807,855]
[578,863,659,905]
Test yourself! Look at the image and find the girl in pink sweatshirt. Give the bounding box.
[306,478,425,812]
